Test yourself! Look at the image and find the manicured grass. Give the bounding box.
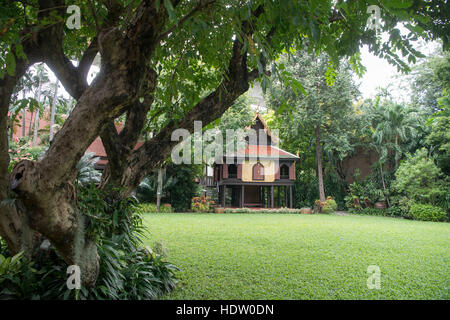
[142,213,449,300]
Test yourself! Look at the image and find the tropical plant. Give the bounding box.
[409,203,447,222]
[394,148,448,209]
[191,195,215,213]
[76,152,102,187]
[370,101,421,170]
[426,108,450,175]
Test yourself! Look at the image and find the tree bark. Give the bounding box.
[315,125,326,202]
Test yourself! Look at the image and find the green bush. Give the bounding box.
[394,148,448,208]
[136,164,202,211]
[222,207,303,214]
[344,180,386,210]
[293,169,347,210]
[321,197,337,213]
[191,196,215,212]
[8,137,44,172]
[386,206,404,217]
[349,207,388,216]
[135,203,174,214]
[409,203,448,222]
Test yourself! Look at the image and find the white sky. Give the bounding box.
[357,40,440,101]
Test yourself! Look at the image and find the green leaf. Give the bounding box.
[5,52,16,76]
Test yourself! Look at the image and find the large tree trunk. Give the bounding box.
[315,125,326,202]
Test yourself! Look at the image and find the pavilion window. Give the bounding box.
[280,164,290,179]
[252,162,264,180]
[228,164,237,178]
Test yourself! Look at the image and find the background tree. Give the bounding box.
[266,50,359,202]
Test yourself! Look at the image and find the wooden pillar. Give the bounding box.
[285,186,288,207]
[289,186,293,208]
[270,186,274,208]
[221,185,226,207]
[277,186,280,208]
[240,185,244,208]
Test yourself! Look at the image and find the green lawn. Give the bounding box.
[142,213,449,300]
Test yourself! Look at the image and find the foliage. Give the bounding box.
[164,164,202,212]
[76,152,102,187]
[409,203,448,222]
[0,185,179,300]
[345,180,385,210]
[136,164,201,212]
[369,101,422,168]
[314,196,337,213]
[191,196,215,213]
[426,108,450,175]
[409,50,450,114]
[321,197,337,213]
[266,48,359,206]
[349,207,403,218]
[0,251,38,299]
[222,207,302,214]
[7,136,44,172]
[135,203,174,214]
[76,186,180,299]
[293,168,347,210]
[394,148,448,208]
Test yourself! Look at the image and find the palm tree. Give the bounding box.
[369,101,421,206]
[370,100,420,169]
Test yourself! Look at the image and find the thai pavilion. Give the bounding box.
[213,113,299,208]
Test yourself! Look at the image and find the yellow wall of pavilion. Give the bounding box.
[241,159,276,182]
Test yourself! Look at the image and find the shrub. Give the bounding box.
[409,203,448,222]
[165,164,202,212]
[322,197,337,213]
[136,164,202,211]
[135,203,174,214]
[8,137,44,172]
[314,197,337,213]
[293,169,347,210]
[222,207,302,214]
[191,196,215,212]
[350,207,388,216]
[394,148,448,208]
[345,180,385,210]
